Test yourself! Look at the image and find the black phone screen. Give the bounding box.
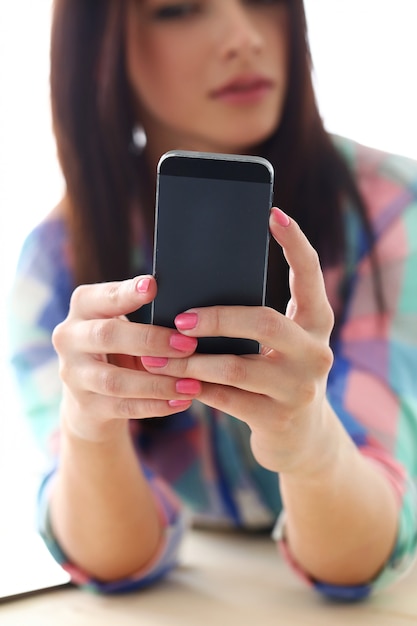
[151,153,273,354]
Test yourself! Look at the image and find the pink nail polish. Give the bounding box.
[137,277,151,293]
[168,399,192,408]
[175,312,198,331]
[271,207,290,227]
[176,378,201,395]
[141,356,168,368]
[169,334,197,352]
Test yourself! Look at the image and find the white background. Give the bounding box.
[0,0,416,537]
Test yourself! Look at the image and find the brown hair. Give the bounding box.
[50,0,379,317]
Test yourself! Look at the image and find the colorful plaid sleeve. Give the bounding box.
[8,217,71,455]
[274,138,417,600]
[336,141,417,595]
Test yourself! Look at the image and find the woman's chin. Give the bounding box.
[203,126,277,155]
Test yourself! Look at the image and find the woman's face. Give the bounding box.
[125,0,289,157]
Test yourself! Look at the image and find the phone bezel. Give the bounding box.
[150,150,274,355]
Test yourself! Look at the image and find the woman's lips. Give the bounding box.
[210,75,274,105]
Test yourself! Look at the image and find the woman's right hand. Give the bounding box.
[52,275,201,443]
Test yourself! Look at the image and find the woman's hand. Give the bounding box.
[136,208,398,587]
[52,275,201,443]
[142,208,336,476]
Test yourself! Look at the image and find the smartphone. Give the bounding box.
[151,150,274,355]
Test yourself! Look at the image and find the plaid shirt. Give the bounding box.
[8,136,417,601]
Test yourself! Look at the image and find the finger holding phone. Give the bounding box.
[51,274,201,444]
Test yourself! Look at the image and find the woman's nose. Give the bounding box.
[216,3,264,60]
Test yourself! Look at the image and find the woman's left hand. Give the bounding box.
[142,208,336,476]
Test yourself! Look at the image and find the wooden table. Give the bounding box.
[1,528,416,625]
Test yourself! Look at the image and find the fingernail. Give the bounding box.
[168,399,192,408]
[271,207,290,227]
[176,378,201,395]
[175,312,198,331]
[137,277,151,293]
[141,356,168,368]
[169,334,197,352]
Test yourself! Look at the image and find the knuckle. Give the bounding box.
[117,397,138,419]
[148,376,165,399]
[208,307,222,336]
[256,307,282,341]
[307,247,321,273]
[99,369,123,396]
[58,360,72,385]
[296,245,321,278]
[139,323,155,351]
[220,356,247,386]
[208,384,233,410]
[308,338,334,376]
[105,282,122,306]
[91,318,117,349]
[52,321,66,351]
[318,344,334,375]
[69,284,88,312]
[142,400,168,418]
[324,305,335,333]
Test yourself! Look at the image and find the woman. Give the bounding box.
[9,0,417,601]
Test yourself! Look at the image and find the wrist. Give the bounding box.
[280,400,358,487]
[60,388,130,446]
[280,399,358,486]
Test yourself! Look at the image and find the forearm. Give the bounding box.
[49,414,163,582]
[279,404,398,586]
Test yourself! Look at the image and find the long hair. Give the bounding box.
[50,0,379,317]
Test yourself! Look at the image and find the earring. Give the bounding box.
[130,125,147,154]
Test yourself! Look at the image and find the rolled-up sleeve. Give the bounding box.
[37,463,187,593]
